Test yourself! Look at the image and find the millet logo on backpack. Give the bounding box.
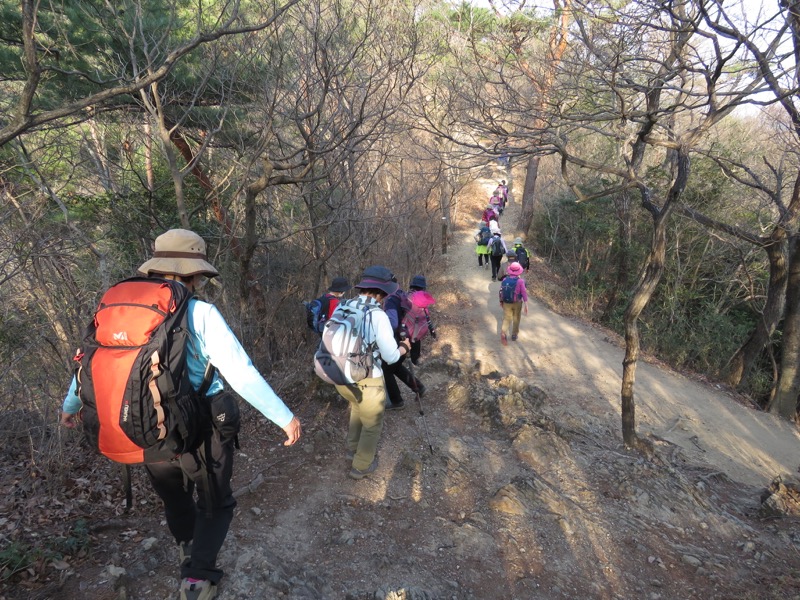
[113,331,129,341]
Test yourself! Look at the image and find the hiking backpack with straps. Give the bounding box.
[490,237,505,257]
[305,294,339,334]
[476,226,491,246]
[314,298,378,385]
[384,288,413,336]
[500,276,519,303]
[515,245,530,270]
[74,277,210,465]
[402,291,436,343]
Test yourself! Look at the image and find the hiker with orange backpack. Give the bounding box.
[498,262,529,345]
[60,229,301,600]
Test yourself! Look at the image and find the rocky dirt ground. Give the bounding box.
[3,169,800,600]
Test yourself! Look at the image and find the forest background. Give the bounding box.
[3,0,800,589]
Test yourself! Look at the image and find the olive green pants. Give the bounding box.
[502,301,523,337]
[335,376,386,470]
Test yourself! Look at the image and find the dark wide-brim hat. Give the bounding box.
[354,265,398,295]
[328,277,351,293]
[138,229,219,278]
[410,275,427,290]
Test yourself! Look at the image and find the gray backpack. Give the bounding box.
[314,298,377,385]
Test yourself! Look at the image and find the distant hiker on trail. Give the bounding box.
[404,275,437,365]
[511,237,531,271]
[315,266,410,480]
[305,276,351,334]
[383,276,425,410]
[487,231,508,281]
[497,250,519,281]
[489,189,504,216]
[499,180,509,205]
[60,228,302,600]
[493,186,506,213]
[474,222,492,268]
[498,261,528,345]
[481,205,498,226]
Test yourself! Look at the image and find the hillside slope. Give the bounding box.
[17,171,800,600]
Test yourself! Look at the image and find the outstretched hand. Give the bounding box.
[523,303,528,316]
[283,416,302,446]
[60,412,78,429]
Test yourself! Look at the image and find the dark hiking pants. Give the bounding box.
[384,356,422,406]
[490,255,503,279]
[145,429,236,584]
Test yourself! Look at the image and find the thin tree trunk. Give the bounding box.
[771,233,800,418]
[242,159,274,302]
[724,241,788,387]
[621,153,688,448]
[517,155,540,236]
[144,119,154,193]
[601,190,632,322]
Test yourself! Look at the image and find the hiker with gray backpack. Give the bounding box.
[60,229,301,600]
[313,265,410,480]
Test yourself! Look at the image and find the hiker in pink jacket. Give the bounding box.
[498,262,528,345]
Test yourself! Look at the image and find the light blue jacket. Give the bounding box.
[63,298,294,429]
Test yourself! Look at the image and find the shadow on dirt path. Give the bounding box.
[39,166,800,600]
[444,172,800,489]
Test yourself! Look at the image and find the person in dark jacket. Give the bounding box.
[306,277,350,334]
[383,276,425,410]
[486,232,508,281]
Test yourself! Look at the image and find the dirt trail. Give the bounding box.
[39,169,800,600]
[446,175,800,488]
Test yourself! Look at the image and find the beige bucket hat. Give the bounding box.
[137,229,219,278]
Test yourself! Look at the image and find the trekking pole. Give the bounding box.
[404,347,434,455]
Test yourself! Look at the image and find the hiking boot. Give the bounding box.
[414,382,426,397]
[501,333,508,346]
[349,458,378,480]
[178,540,192,566]
[385,401,405,411]
[179,578,216,600]
[511,334,517,341]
